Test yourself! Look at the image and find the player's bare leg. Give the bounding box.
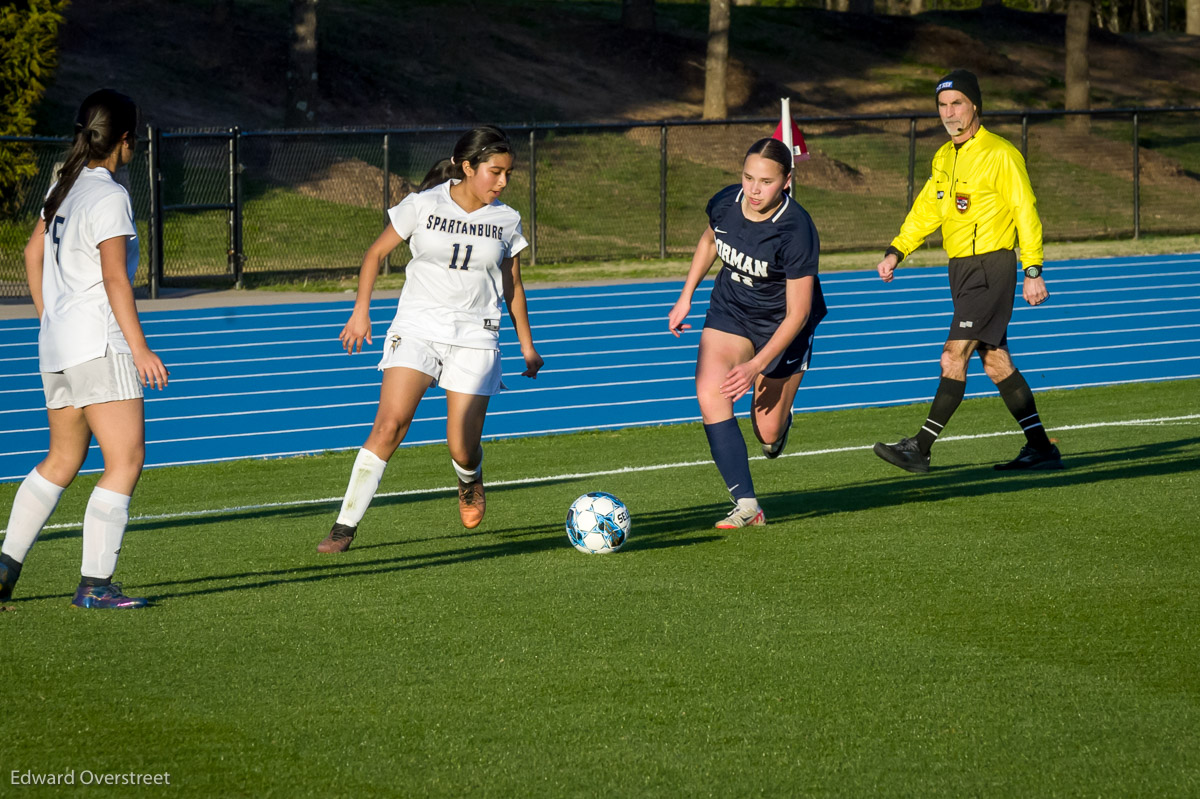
[752,371,803,459]
[320,368,432,553]
[445,390,490,529]
[978,346,1062,470]
[696,329,764,528]
[1,406,90,602]
[73,398,149,608]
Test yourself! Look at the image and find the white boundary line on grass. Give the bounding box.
[8,412,1198,535]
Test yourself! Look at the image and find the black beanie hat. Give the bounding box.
[935,69,983,112]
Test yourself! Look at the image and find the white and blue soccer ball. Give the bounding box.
[566,492,630,554]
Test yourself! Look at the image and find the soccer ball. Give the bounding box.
[566,492,630,554]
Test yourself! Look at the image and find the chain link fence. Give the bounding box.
[3,107,1198,297]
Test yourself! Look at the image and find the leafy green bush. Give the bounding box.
[0,0,67,217]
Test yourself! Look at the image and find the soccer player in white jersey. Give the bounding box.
[317,126,543,553]
[1,90,169,609]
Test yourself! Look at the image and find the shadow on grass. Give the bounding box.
[763,435,1200,524]
[13,436,1195,603]
[5,494,726,603]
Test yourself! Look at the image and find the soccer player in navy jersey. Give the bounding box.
[668,138,827,528]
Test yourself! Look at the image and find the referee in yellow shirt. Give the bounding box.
[873,70,1063,473]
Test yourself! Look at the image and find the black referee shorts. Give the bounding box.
[947,249,1018,348]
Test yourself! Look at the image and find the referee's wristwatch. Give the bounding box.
[1023,264,1043,279]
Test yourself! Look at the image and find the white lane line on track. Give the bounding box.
[9,411,1199,532]
[2,287,1200,358]
[7,350,1200,439]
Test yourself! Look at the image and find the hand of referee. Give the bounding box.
[876,254,899,283]
[1022,275,1049,306]
[340,311,373,354]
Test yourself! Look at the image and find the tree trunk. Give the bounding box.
[910,0,924,15]
[703,0,730,120]
[285,0,319,127]
[1189,0,1200,34]
[621,0,655,32]
[1065,0,1090,134]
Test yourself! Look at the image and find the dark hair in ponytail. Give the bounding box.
[418,125,514,193]
[42,89,139,223]
[744,137,793,183]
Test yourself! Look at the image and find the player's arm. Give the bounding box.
[341,224,403,354]
[719,275,813,403]
[502,254,543,378]
[879,176,942,282]
[668,225,718,337]
[23,218,46,318]
[995,150,1048,306]
[98,235,169,389]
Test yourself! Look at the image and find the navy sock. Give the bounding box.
[915,377,966,455]
[996,371,1053,451]
[80,576,112,588]
[703,419,755,501]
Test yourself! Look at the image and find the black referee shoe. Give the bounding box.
[873,437,930,474]
[994,444,1063,471]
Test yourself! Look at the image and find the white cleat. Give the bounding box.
[715,498,766,529]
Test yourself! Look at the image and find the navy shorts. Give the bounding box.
[703,308,817,379]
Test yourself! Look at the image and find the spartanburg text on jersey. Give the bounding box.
[386,181,529,349]
[705,184,827,330]
[39,168,140,373]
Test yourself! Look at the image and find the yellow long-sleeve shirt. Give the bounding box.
[890,125,1044,268]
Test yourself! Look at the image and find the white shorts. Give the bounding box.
[378,335,503,396]
[42,348,143,409]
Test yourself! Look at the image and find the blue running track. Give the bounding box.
[2,253,1199,481]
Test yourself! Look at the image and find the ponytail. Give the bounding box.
[43,89,139,223]
[418,158,466,193]
[418,125,514,193]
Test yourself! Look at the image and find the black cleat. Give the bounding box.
[873,437,931,474]
[994,444,1063,471]
[317,523,357,553]
[0,558,18,602]
[762,413,793,460]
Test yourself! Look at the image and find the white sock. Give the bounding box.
[452,447,483,484]
[81,486,131,581]
[336,448,388,527]
[1,467,67,564]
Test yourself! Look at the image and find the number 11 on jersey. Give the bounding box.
[449,243,473,270]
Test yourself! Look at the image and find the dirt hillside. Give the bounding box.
[36,1,1200,132]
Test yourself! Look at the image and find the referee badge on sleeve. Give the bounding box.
[955,193,971,213]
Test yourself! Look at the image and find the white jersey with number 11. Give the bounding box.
[386,180,528,350]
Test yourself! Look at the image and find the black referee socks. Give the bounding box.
[996,371,1054,452]
[915,377,966,455]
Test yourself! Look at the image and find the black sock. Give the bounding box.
[703,419,755,501]
[80,576,112,588]
[0,553,21,581]
[996,370,1053,451]
[915,377,966,455]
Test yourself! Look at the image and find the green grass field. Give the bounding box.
[3,379,1199,797]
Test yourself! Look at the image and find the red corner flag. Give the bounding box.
[772,97,809,164]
